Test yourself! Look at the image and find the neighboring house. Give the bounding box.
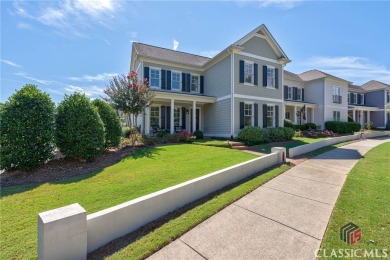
[348,80,390,128]
[283,69,350,129]
[130,24,290,137]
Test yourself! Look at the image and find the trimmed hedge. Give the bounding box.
[263,127,286,142]
[325,121,361,134]
[193,130,204,139]
[238,126,268,145]
[284,119,295,128]
[0,85,55,171]
[348,116,354,122]
[295,123,317,130]
[55,93,105,161]
[92,99,122,148]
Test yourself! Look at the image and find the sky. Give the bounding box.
[1,0,390,103]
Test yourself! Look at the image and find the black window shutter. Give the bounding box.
[186,74,191,92]
[181,72,186,91]
[263,66,267,87]
[254,63,258,86]
[293,87,297,100]
[254,103,258,126]
[284,85,288,99]
[302,89,305,101]
[144,67,150,82]
[166,106,171,130]
[200,75,204,94]
[239,102,245,129]
[239,60,244,83]
[357,94,361,104]
[275,68,279,88]
[275,105,279,127]
[167,70,171,90]
[161,106,166,129]
[161,69,166,90]
[181,107,186,129]
[263,104,268,128]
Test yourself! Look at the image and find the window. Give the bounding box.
[348,93,350,103]
[244,61,254,84]
[171,71,181,90]
[150,107,160,126]
[191,75,199,92]
[267,105,274,127]
[285,112,290,120]
[267,67,275,88]
[174,107,181,126]
[150,68,160,88]
[244,103,253,126]
[353,93,357,104]
[287,87,293,100]
[387,92,390,103]
[333,86,341,103]
[296,88,302,101]
[333,111,341,121]
[360,94,365,105]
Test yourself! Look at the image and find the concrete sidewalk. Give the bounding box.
[148,137,390,260]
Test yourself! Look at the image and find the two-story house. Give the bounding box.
[348,80,390,128]
[130,24,290,137]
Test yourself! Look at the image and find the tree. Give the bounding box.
[55,93,105,161]
[92,99,122,148]
[0,85,55,171]
[104,71,154,145]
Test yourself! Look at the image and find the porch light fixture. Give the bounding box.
[186,109,189,114]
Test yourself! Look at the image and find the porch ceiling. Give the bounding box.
[153,91,216,105]
[285,101,317,108]
[348,105,380,111]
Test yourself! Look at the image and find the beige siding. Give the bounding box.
[203,98,231,136]
[204,56,231,97]
[234,54,283,100]
[241,37,279,60]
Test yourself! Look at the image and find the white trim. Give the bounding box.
[190,74,200,93]
[153,91,215,103]
[243,102,254,127]
[217,95,231,102]
[231,51,234,137]
[254,33,267,39]
[234,94,283,103]
[171,70,181,91]
[243,82,255,87]
[238,51,279,64]
[266,104,275,128]
[323,105,349,110]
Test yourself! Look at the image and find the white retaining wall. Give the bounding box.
[38,149,285,259]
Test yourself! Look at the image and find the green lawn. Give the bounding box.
[320,142,390,259]
[250,137,328,155]
[192,139,231,148]
[0,144,256,259]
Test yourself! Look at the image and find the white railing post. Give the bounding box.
[271,147,287,163]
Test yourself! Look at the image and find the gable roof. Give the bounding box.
[348,84,367,93]
[133,42,211,67]
[361,80,390,91]
[298,69,351,84]
[284,70,303,82]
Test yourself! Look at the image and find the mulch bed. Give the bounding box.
[0,146,140,188]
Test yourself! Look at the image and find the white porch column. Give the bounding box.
[311,108,314,123]
[352,109,356,121]
[192,100,196,133]
[293,106,297,124]
[360,110,363,125]
[170,99,175,134]
[145,106,150,135]
[367,110,370,123]
[304,106,307,123]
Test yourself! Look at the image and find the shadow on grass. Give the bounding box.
[121,147,162,160]
[87,163,286,260]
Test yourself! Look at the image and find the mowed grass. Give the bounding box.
[320,142,390,258]
[0,144,257,259]
[251,137,328,155]
[192,139,231,148]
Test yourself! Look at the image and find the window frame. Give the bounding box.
[266,105,275,128]
[244,60,254,85]
[333,111,341,121]
[287,86,293,100]
[150,106,160,126]
[266,66,275,88]
[360,94,365,105]
[296,87,302,101]
[173,107,181,126]
[191,74,200,93]
[171,70,181,91]
[244,102,254,127]
[353,93,357,104]
[150,67,161,89]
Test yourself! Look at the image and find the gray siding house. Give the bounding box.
[130,24,290,137]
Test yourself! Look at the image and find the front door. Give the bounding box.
[190,109,200,132]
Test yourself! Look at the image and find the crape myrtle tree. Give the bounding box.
[104,70,154,145]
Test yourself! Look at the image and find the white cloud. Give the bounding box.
[1,59,22,68]
[14,72,53,85]
[236,0,304,9]
[129,31,138,38]
[199,50,220,58]
[68,72,118,82]
[173,39,179,51]
[104,39,111,46]
[16,22,33,30]
[302,56,390,84]
[64,85,105,96]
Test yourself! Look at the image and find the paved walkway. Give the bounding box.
[148,137,390,260]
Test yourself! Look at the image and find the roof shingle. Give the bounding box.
[284,70,303,82]
[298,69,350,83]
[361,80,390,91]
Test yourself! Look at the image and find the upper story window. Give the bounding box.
[191,75,199,93]
[360,94,365,105]
[244,61,254,84]
[244,103,253,126]
[267,105,274,127]
[150,68,160,88]
[287,87,293,100]
[353,93,357,104]
[171,71,181,91]
[333,86,341,103]
[267,67,275,88]
[348,93,350,103]
[296,88,302,101]
[387,92,390,103]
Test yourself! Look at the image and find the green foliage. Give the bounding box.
[365,121,373,130]
[263,127,286,142]
[283,119,295,128]
[295,123,317,130]
[386,122,390,130]
[0,85,55,171]
[280,127,295,140]
[193,130,204,139]
[122,127,132,138]
[238,126,268,145]
[55,93,105,161]
[325,121,361,133]
[348,116,354,122]
[169,130,194,143]
[92,99,121,148]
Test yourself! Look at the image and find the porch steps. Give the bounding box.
[229,141,249,151]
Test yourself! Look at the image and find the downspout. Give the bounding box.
[323,78,326,129]
[228,48,234,139]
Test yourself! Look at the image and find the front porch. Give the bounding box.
[144,91,216,135]
[348,105,380,128]
[285,101,317,125]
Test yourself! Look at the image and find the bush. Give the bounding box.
[169,130,194,143]
[294,124,306,131]
[348,116,354,122]
[365,121,373,130]
[284,119,295,128]
[238,126,268,145]
[156,129,168,138]
[0,85,55,171]
[387,122,390,130]
[305,123,317,130]
[280,127,295,140]
[55,93,105,161]
[325,121,361,134]
[92,99,121,148]
[122,127,131,138]
[193,130,204,139]
[263,127,286,142]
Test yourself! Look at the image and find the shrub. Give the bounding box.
[238,126,268,145]
[263,127,286,142]
[92,99,121,148]
[348,116,354,122]
[156,129,168,138]
[0,85,55,171]
[305,123,317,130]
[365,121,373,130]
[55,93,105,161]
[294,124,306,131]
[294,130,304,137]
[325,121,361,134]
[387,122,390,130]
[193,130,204,139]
[280,127,295,140]
[122,127,132,138]
[169,130,194,143]
[284,119,295,128]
